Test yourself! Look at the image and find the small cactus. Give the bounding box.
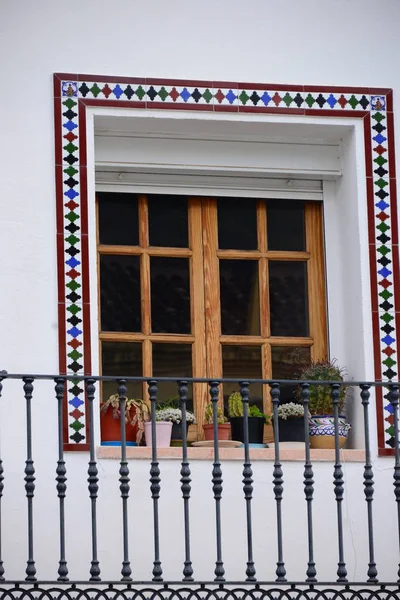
[204,403,228,424]
[228,392,243,417]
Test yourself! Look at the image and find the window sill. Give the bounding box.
[97,446,365,462]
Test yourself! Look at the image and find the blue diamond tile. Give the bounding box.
[385,402,394,413]
[63,121,78,132]
[113,85,123,99]
[69,396,84,408]
[327,94,337,108]
[225,89,237,104]
[376,199,389,210]
[373,133,387,144]
[180,87,191,102]
[66,256,80,268]
[378,267,392,277]
[64,189,79,200]
[260,92,271,105]
[67,326,82,338]
[382,334,396,345]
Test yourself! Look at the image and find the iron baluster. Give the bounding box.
[301,383,317,582]
[210,381,225,582]
[240,381,256,582]
[360,384,378,582]
[148,379,163,582]
[270,382,286,582]
[179,380,194,581]
[332,383,348,582]
[86,378,100,581]
[54,377,68,581]
[118,379,132,581]
[389,383,400,582]
[0,374,4,581]
[23,377,36,581]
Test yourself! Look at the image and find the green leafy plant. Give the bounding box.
[228,392,270,423]
[101,394,150,444]
[204,403,228,424]
[294,359,348,415]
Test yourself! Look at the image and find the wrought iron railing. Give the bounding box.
[0,371,400,600]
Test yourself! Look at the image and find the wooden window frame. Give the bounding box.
[97,194,327,439]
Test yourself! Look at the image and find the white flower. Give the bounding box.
[275,402,310,421]
[155,408,196,424]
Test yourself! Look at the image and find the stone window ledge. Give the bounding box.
[97,446,365,462]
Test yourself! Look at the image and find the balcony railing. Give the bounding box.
[0,371,400,600]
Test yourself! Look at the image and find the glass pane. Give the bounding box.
[267,200,305,251]
[153,343,193,412]
[98,192,139,246]
[148,195,189,248]
[271,346,311,403]
[222,345,263,413]
[102,341,143,402]
[269,261,309,336]
[151,257,191,333]
[220,259,260,335]
[218,197,258,250]
[100,255,141,332]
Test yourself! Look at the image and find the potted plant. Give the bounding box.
[100,394,149,446]
[203,403,231,440]
[228,392,269,445]
[295,359,351,449]
[271,402,310,442]
[144,406,196,448]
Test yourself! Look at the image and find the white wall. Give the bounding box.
[1,0,400,584]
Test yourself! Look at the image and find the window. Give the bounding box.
[97,192,327,438]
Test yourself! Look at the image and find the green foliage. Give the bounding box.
[294,359,348,415]
[228,392,270,423]
[204,403,228,424]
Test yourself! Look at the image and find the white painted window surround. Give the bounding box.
[86,108,375,453]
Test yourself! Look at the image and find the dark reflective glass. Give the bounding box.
[269,261,309,336]
[218,197,258,250]
[220,259,260,335]
[148,195,188,248]
[102,341,143,401]
[222,345,262,412]
[267,200,305,251]
[271,346,311,403]
[98,192,139,246]
[151,257,190,333]
[153,343,193,412]
[100,255,141,332]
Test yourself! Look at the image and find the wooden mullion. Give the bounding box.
[269,336,313,346]
[98,245,143,256]
[138,195,149,247]
[100,332,195,343]
[266,250,310,261]
[147,247,193,257]
[220,335,264,345]
[142,338,152,403]
[305,202,328,361]
[262,343,274,443]
[141,252,151,335]
[257,200,267,253]
[259,257,269,338]
[203,198,222,380]
[217,249,261,260]
[189,198,207,439]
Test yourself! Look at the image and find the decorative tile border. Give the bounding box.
[53,74,398,454]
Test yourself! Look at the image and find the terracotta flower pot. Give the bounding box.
[100,408,138,445]
[203,423,231,441]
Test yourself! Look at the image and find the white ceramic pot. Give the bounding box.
[144,421,173,448]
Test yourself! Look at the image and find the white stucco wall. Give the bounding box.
[1,0,400,584]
